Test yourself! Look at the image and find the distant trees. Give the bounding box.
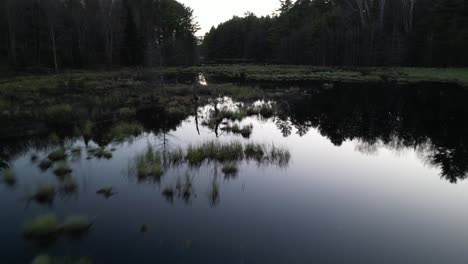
[202,0,468,67]
[0,0,199,70]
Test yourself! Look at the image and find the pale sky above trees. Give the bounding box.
[177,0,280,35]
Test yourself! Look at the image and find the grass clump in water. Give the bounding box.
[244,143,265,162]
[182,173,193,201]
[133,145,164,180]
[61,215,93,235]
[23,214,59,238]
[96,186,115,198]
[53,161,72,177]
[30,153,39,162]
[47,148,67,162]
[269,145,291,167]
[186,141,244,166]
[166,148,184,166]
[109,122,143,142]
[38,159,53,171]
[32,184,56,204]
[223,123,253,138]
[62,176,78,193]
[2,168,17,186]
[222,162,238,177]
[92,147,112,159]
[162,186,175,201]
[31,255,52,264]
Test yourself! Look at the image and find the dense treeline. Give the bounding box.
[203,0,468,66]
[0,0,199,70]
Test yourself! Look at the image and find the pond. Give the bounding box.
[1,78,468,263]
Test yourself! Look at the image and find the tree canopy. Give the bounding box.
[202,0,468,67]
[0,0,199,70]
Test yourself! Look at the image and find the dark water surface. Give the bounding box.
[2,81,468,264]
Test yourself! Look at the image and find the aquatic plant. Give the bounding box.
[38,159,53,171]
[31,254,92,264]
[166,148,184,166]
[47,148,67,162]
[33,184,56,204]
[269,145,291,167]
[96,186,115,198]
[222,162,238,176]
[62,176,78,193]
[30,153,39,162]
[23,214,59,238]
[244,143,265,162]
[31,255,52,264]
[92,147,112,159]
[109,122,143,142]
[162,186,175,201]
[182,173,193,200]
[61,215,93,235]
[210,177,220,206]
[53,161,72,177]
[223,123,253,138]
[186,141,244,166]
[71,146,82,155]
[2,168,17,186]
[133,145,164,179]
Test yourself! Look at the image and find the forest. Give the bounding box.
[203,0,468,66]
[1,0,468,69]
[0,0,199,71]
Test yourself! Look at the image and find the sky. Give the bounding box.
[177,0,280,36]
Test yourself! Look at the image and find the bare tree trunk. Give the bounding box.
[5,2,16,65]
[48,22,58,72]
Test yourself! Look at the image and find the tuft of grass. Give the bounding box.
[31,255,52,264]
[223,123,253,138]
[71,146,82,155]
[92,147,112,159]
[244,143,265,162]
[47,148,67,162]
[30,153,39,162]
[186,141,244,166]
[38,159,53,171]
[23,214,59,238]
[182,173,193,200]
[96,186,115,198]
[32,184,56,204]
[162,186,175,201]
[166,148,184,166]
[269,145,291,167]
[222,162,239,176]
[210,177,220,206]
[133,145,164,179]
[53,161,72,177]
[62,176,78,193]
[109,122,143,142]
[61,215,93,235]
[2,168,17,186]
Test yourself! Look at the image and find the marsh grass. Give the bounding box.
[48,148,67,162]
[23,214,59,238]
[96,186,115,198]
[109,122,143,142]
[186,141,244,166]
[92,147,112,159]
[31,255,92,264]
[62,176,78,193]
[2,168,16,186]
[210,177,220,206]
[32,184,56,204]
[61,216,93,236]
[166,148,184,166]
[222,162,239,176]
[71,146,82,156]
[53,161,72,177]
[223,123,253,138]
[134,145,164,179]
[39,159,53,171]
[182,173,193,200]
[31,153,39,162]
[162,186,175,201]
